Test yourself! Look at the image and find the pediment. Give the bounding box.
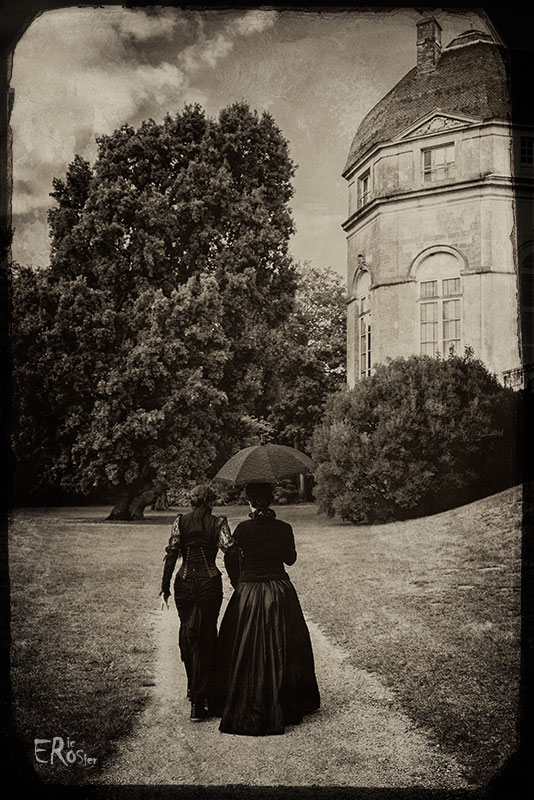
[395,112,481,141]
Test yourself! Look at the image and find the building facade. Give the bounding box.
[343,18,534,389]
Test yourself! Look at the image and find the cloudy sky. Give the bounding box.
[10,5,489,277]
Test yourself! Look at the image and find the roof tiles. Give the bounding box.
[344,39,514,176]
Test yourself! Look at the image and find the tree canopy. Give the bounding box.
[261,262,346,449]
[11,102,299,518]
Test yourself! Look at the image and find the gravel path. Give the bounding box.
[88,576,473,789]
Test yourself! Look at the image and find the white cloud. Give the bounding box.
[178,9,279,75]
[110,6,186,42]
[234,10,279,36]
[179,31,234,73]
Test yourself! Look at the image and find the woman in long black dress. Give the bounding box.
[212,482,320,735]
[160,484,235,721]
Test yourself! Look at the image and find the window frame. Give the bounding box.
[418,276,462,357]
[358,169,371,208]
[421,142,456,184]
[520,136,534,166]
[359,300,372,378]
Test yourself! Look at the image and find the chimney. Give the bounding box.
[417,17,442,74]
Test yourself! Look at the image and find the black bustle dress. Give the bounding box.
[211,509,320,735]
[161,508,232,708]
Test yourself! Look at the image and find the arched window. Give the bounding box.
[355,270,372,377]
[415,251,463,357]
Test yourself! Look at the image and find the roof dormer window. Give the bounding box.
[422,143,455,183]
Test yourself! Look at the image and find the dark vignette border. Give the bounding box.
[0,2,531,798]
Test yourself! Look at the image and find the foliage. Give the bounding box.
[11,103,297,516]
[311,351,519,523]
[261,262,346,449]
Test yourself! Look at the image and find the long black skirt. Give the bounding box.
[174,574,223,706]
[211,578,320,735]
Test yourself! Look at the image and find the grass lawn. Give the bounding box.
[286,485,522,786]
[8,486,522,786]
[8,507,172,784]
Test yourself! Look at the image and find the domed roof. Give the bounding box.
[343,32,512,176]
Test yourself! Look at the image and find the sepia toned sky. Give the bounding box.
[10,5,490,277]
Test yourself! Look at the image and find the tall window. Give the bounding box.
[356,270,372,377]
[360,297,371,377]
[415,251,463,357]
[422,143,455,183]
[358,170,371,208]
[419,277,462,356]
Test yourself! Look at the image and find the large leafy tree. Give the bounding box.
[11,103,297,518]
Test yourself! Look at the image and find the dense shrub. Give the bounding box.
[311,352,519,523]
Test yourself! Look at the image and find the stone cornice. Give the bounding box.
[342,175,519,232]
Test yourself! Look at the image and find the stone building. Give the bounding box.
[343,17,534,389]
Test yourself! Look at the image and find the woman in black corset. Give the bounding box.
[211,482,320,735]
[160,484,235,721]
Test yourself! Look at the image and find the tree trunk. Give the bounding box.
[293,435,307,502]
[106,479,158,521]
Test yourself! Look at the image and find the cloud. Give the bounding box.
[178,8,278,74]
[9,7,208,262]
[11,12,191,230]
[110,6,187,42]
[234,10,279,36]
[10,6,281,267]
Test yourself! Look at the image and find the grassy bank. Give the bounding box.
[286,485,522,785]
[8,487,522,786]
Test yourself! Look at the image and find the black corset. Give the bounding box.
[177,545,220,579]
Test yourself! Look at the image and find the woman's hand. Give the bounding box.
[159,590,170,609]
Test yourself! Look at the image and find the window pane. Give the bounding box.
[421,302,437,321]
[443,277,460,296]
[422,145,455,181]
[443,299,460,320]
[443,320,460,339]
[421,341,437,356]
[421,281,438,299]
[421,322,438,340]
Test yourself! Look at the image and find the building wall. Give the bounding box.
[347,121,513,211]
[345,119,523,386]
